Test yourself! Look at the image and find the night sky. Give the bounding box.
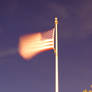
[0,0,92,92]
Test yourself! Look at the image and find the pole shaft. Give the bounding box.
[55,17,59,92]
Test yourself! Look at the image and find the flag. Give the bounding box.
[18,28,55,60]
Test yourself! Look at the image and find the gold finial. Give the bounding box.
[55,17,58,24]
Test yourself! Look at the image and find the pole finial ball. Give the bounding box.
[55,17,58,24]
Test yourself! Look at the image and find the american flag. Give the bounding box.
[18,28,55,60]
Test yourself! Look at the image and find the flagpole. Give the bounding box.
[54,17,59,92]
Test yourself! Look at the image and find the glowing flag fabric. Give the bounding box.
[18,28,55,60]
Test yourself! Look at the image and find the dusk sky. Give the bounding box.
[0,0,92,92]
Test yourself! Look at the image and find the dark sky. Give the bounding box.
[0,0,92,92]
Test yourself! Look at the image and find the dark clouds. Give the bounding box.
[0,0,92,92]
[0,48,17,58]
[80,0,92,38]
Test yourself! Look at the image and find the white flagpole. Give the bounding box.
[54,17,59,92]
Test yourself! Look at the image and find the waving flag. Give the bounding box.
[18,17,59,92]
[18,28,55,60]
